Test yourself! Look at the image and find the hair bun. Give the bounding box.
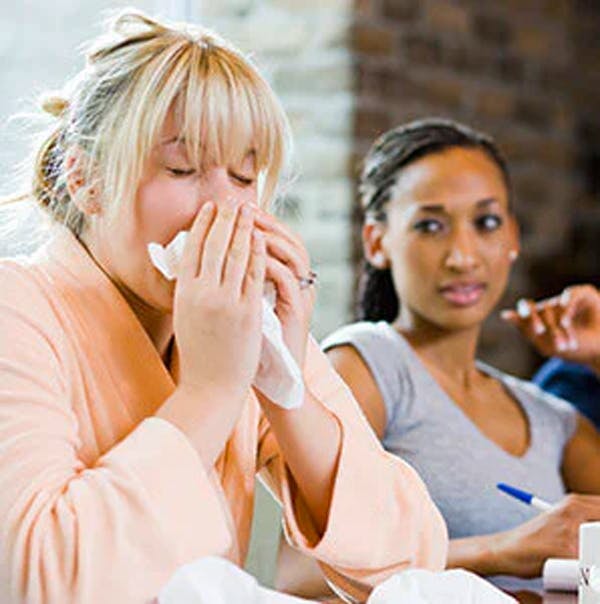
[40,94,69,118]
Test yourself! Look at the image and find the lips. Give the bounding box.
[438,282,487,307]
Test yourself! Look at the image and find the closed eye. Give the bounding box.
[230,172,255,187]
[167,167,196,177]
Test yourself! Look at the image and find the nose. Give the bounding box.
[444,226,479,272]
[197,167,239,206]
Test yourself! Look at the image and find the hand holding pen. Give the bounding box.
[491,484,600,578]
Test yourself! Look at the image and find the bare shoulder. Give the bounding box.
[325,344,387,439]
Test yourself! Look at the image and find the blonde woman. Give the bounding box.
[0,11,446,604]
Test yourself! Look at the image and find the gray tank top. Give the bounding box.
[322,321,578,539]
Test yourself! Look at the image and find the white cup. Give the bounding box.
[579,522,600,603]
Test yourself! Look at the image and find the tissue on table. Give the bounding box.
[148,232,304,410]
[368,569,517,604]
[158,557,316,604]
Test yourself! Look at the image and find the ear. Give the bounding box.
[65,147,101,215]
[362,220,390,269]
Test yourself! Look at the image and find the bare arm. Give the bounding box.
[257,390,341,536]
[562,415,600,494]
[325,344,387,439]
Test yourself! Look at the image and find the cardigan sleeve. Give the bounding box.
[0,263,232,604]
[257,336,448,603]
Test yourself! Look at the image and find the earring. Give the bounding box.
[371,252,389,269]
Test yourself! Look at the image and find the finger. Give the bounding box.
[539,303,569,353]
[265,256,303,313]
[243,229,266,301]
[262,231,309,280]
[500,309,520,325]
[254,210,310,265]
[223,204,255,296]
[515,298,546,337]
[178,201,215,281]
[559,285,598,328]
[200,203,241,284]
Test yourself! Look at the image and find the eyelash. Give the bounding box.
[412,214,503,234]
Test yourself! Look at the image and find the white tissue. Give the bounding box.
[158,557,316,604]
[542,558,578,592]
[368,569,517,604]
[148,232,304,409]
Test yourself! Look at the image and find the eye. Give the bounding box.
[413,219,445,234]
[475,214,503,232]
[230,171,255,187]
[167,167,196,178]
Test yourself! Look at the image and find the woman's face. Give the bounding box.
[88,109,259,313]
[366,146,518,332]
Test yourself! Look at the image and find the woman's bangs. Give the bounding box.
[177,49,283,178]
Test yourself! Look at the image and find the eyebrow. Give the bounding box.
[417,198,499,213]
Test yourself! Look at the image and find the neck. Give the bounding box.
[78,232,174,361]
[393,312,481,387]
[119,287,174,361]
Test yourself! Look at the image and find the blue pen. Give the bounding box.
[497,482,554,512]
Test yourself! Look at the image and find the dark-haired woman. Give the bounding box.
[323,119,600,579]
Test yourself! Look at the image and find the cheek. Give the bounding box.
[136,179,199,243]
[389,238,440,295]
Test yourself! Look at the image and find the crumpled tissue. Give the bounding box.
[158,557,315,604]
[368,568,517,604]
[148,231,304,409]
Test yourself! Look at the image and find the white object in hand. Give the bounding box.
[580,522,600,603]
[158,556,316,604]
[148,232,304,410]
[368,568,517,604]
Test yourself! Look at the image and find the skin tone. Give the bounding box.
[326,146,600,578]
[66,107,340,536]
[501,284,600,376]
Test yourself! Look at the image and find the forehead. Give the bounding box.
[155,109,256,166]
[390,147,508,211]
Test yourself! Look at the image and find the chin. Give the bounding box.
[429,305,491,332]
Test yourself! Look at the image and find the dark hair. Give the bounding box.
[357,117,512,322]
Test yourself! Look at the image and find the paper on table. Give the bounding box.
[368,568,517,604]
[148,232,304,410]
[542,559,578,592]
[158,557,316,604]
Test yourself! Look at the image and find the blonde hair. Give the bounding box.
[5,10,291,236]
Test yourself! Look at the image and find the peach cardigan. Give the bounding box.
[0,227,447,603]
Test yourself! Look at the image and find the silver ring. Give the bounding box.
[298,270,317,289]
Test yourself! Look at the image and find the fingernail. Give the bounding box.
[560,289,571,307]
[500,310,511,320]
[557,340,567,351]
[569,338,579,351]
[517,299,531,319]
[561,316,571,328]
[534,323,546,335]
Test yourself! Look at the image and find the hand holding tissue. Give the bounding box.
[148,231,304,409]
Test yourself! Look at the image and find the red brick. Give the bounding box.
[353,23,396,55]
[424,2,470,35]
[380,0,421,22]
